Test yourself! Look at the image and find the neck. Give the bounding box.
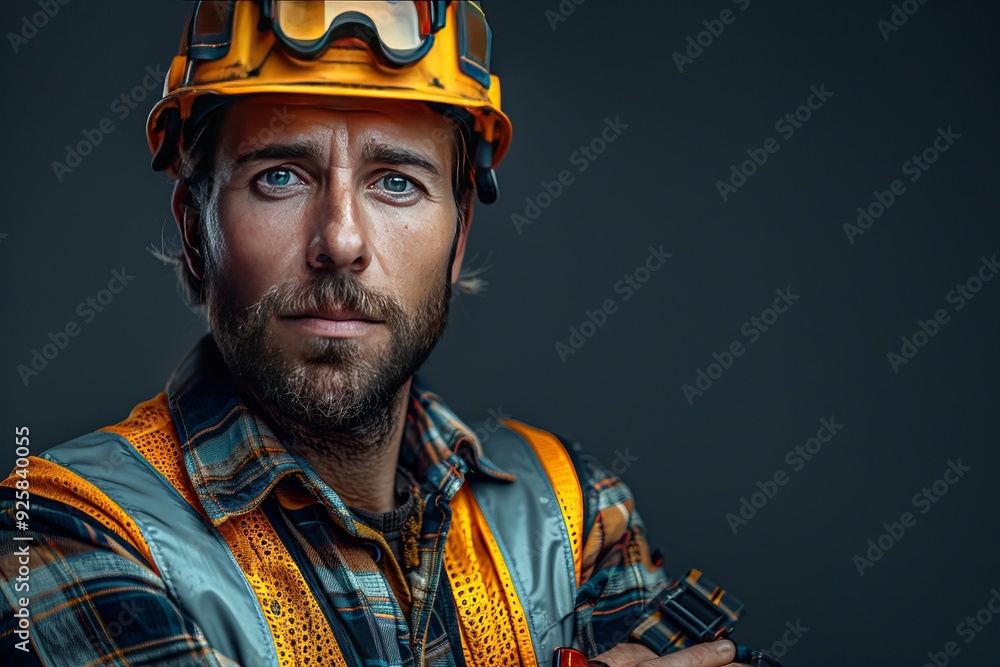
[254,377,414,514]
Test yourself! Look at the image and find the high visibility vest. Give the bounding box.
[18,394,585,666]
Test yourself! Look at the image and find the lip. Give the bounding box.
[291,308,381,322]
[282,309,383,338]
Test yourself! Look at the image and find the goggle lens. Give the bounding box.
[273,1,426,52]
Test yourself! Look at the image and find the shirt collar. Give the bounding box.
[165,334,514,527]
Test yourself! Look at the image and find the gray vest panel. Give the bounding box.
[466,423,580,663]
[41,432,279,667]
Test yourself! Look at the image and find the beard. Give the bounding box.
[204,259,451,456]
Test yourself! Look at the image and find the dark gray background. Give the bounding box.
[3,1,998,665]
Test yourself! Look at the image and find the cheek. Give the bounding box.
[212,191,305,301]
[364,199,457,297]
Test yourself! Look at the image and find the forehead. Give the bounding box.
[217,94,458,157]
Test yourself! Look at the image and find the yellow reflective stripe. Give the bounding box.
[215,509,348,667]
[503,419,584,588]
[444,483,538,666]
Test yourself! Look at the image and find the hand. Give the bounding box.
[589,639,748,667]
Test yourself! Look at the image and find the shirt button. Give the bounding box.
[365,542,382,564]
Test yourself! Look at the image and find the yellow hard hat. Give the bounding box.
[146,1,512,203]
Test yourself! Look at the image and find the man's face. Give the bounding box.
[187,95,469,436]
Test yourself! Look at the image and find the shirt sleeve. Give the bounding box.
[0,489,240,667]
[568,442,698,658]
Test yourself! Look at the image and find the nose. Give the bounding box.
[307,180,372,273]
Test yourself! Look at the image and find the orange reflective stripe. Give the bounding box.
[99,392,204,511]
[100,393,347,667]
[503,419,584,588]
[1,457,156,571]
[444,483,538,667]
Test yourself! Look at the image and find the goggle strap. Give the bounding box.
[430,1,449,32]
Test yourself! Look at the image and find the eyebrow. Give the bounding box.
[231,137,444,177]
[360,139,443,177]
[234,141,325,166]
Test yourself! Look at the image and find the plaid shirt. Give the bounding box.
[0,336,691,666]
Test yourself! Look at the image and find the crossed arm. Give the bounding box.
[1,450,748,667]
[569,445,749,667]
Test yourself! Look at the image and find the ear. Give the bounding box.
[171,181,206,282]
[449,189,475,285]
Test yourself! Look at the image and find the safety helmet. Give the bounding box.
[146,1,512,203]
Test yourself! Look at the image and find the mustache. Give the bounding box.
[245,272,404,326]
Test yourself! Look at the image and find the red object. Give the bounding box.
[552,647,599,667]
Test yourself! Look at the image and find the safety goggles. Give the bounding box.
[187,2,492,86]
[259,0,443,65]
[256,0,491,81]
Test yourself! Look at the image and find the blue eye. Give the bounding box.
[380,174,413,193]
[261,169,298,188]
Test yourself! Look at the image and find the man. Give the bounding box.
[0,3,766,665]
